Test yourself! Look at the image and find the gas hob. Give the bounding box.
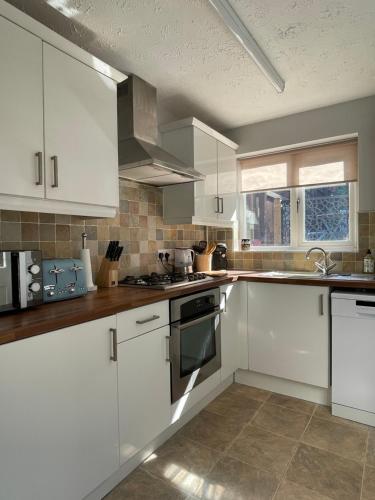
[118,272,213,290]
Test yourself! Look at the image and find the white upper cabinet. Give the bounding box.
[0,6,125,217]
[247,282,330,388]
[0,15,44,198]
[43,43,119,208]
[161,118,239,227]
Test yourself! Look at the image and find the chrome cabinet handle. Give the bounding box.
[110,328,117,361]
[136,314,160,325]
[35,152,43,185]
[319,294,324,316]
[219,197,224,214]
[221,291,227,312]
[165,336,171,363]
[51,155,59,187]
[215,196,220,214]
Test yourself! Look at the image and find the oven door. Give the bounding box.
[170,308,221,403]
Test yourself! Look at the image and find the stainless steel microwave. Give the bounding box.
[0,250,43,313]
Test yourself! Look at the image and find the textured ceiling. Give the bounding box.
[6,0,375,130]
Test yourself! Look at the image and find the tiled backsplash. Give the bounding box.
[2,183,374,277]
[209,212,375,273]
[0,180,206,278]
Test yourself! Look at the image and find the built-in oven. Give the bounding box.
[169,288,221,403]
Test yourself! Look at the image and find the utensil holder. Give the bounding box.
[96,258,119,288]
[195,254,212,272]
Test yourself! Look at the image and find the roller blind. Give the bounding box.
[239,140,358,193]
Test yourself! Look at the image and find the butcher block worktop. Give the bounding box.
[1,270,375,346]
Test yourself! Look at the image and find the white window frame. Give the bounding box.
[239,182,358,252]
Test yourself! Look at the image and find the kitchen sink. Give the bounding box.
[257,271,375,281]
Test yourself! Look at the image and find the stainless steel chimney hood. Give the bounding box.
[117,75,204,186]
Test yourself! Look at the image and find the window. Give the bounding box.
[239,141,358,251]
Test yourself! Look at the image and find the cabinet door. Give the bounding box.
[0,316,119,500]
[118,325,171,465]
[0,16,44,198]
[220,283,240,380]
[193,128,219,220]
[43,43,118,207]
[217,142,238,223]
[248,283,329,388]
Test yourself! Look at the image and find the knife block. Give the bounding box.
[96,258,119,288]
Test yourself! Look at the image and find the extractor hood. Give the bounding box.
[117,75,204,186]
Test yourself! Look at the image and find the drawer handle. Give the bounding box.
[136,314,160,325]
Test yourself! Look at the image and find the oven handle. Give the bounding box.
[172,309,223,331]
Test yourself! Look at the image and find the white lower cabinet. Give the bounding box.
[248,282,329,388]
[0,316,119,500]
[220,283,239,380]
[118,325,171,465]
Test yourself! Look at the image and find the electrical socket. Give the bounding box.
[155,249,175,263]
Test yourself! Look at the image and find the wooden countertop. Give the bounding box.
[1,270,375,346]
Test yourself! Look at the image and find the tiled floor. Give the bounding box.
[105,383,375,500]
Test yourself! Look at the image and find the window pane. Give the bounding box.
[304,184,349,241]
[243,190,291,246]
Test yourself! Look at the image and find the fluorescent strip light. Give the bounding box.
[208,0,285,93]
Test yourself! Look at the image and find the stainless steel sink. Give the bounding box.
[257,271,375,281]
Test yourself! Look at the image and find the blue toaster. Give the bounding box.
[42,259,88,302]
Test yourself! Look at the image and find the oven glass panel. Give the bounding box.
[180,315,217,377]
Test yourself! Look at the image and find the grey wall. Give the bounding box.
[225,96,375,212]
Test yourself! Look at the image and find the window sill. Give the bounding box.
[239,247,358,253]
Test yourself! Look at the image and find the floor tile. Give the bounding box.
[104,468,185,500]
[224,383,271,402]
[205,389,261,423]
[314,404,369,431]
[268,393,316,415]
[141,433,218,496]
[227,424,297,475]
[302,416,367,462]
[197,455,279,500]
[286,443,363,500]
[179,410,245,452]
[252,402,310,439]
[275,480,333,500]
[362,465,375,500]
[367,429,375,466]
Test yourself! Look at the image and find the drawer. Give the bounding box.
[117,301,169,342]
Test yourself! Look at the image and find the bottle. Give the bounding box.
[363,249,374,273]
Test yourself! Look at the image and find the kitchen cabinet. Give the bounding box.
[0,316,119,500]
[117,325,171,465]
[247,282,329,388]
[161,117,239,227]
[0,15,44,199]
[220,282,248,380]
[0,6,125,217]
[43,43,119,208]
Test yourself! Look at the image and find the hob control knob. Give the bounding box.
[29,282,41,293]
[28,264,40,275]
[68,287,76,294]
[47,290,55,297]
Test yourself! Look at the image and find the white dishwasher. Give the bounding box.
[332,291,375,426]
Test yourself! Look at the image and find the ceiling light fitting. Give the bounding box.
[208,0,285,93]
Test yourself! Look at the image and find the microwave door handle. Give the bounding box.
[18,252,27,308]
[174,309,222,330]
[0,252,6,269]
